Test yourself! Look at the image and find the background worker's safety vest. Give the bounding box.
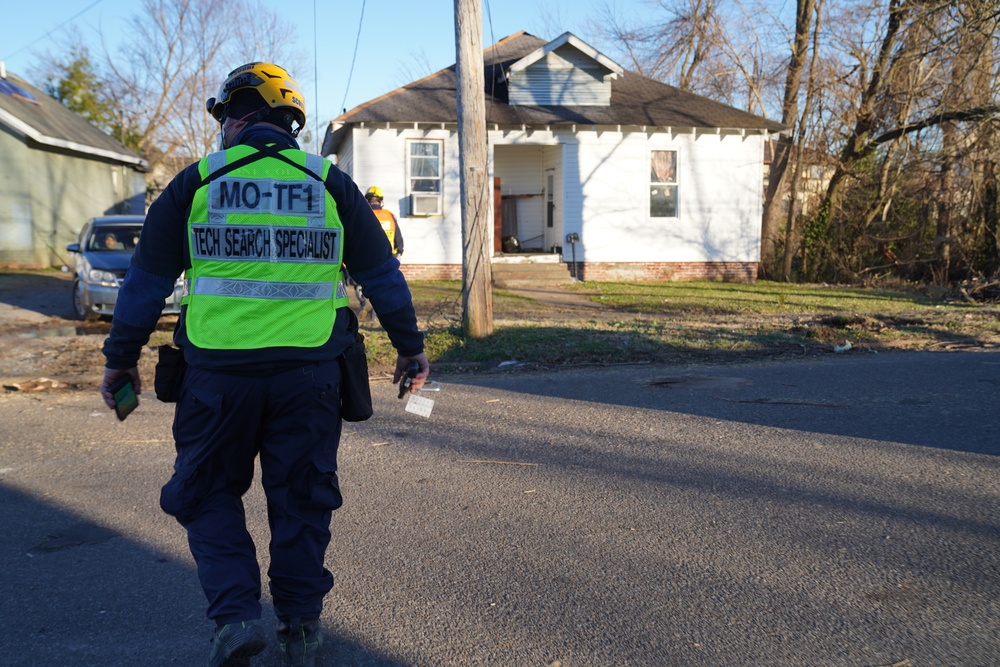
[373,207,397,249]
[183,144,349,350]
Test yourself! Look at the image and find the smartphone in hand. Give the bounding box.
[398,360,420,399]
[108,374,139,421]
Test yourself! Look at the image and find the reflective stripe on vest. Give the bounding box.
[183,145,350,350]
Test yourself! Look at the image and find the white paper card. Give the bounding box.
[405,393,435,418]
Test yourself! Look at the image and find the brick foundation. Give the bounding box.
[574,261,758,283]
[399,264,465,281]
[401,261,758,283]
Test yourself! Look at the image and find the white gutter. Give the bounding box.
[0,107,147,168]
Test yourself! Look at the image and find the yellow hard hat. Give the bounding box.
[206,62,305,131]
[365,186,383,200]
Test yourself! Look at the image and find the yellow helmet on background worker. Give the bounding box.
[205,62,305,136]
[365,186,384,201]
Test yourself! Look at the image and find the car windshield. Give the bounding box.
[88,225,143,252]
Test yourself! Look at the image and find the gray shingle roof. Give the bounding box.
[0,70,145,167]
[326,31,786,153]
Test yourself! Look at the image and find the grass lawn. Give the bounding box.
[355,280,1000,370]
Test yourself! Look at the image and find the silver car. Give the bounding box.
[65,215,184,320]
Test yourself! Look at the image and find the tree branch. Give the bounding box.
[871,106,1000,147]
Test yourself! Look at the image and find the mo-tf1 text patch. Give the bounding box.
[209,177,325,216]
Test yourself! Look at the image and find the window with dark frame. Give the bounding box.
[650,150,678,218]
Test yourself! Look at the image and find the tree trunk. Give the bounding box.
[760,0,815,278]
[782,0,824,281]
[984,159,1000,276]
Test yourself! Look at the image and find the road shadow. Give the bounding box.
[0,270,76,319]
[0,482,414,666]
[439,349,1000,456]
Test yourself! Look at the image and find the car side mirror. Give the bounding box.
[66,243,81,253]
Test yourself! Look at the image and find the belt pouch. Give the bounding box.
[338,334,373,422]
[154,344,187,403]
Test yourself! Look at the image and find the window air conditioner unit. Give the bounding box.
[409,193,441,216]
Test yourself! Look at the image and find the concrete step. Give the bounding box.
[492,258,573,287]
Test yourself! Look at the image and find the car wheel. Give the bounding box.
[72,279,99,321]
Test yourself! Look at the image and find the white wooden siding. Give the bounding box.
[336,133,353,174]
[345,124,763,268]
[509,44,613,107]
[570,129,763,263]
[347,127,464,265]
[509,69,612,106]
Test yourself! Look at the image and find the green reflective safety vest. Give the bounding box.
[182,144,350,350]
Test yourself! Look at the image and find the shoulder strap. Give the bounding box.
[199,144,325,187]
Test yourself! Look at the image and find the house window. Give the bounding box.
[650,150,678,218]
[407,140,442,215]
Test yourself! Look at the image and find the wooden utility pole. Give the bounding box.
[454,0,493,337]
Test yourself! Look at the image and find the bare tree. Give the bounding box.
[595,0,723,91]
[393,49,438,92]
[100,0,304,185]
[801,0,999,282]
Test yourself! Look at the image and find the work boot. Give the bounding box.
[206,619,266,667]
[276,617,322,666]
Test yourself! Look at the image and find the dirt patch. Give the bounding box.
[3,270,1000,392]
[0,271,171,390]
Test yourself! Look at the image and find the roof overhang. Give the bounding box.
[0,107,147,168]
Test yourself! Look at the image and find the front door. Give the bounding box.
[543,169,557,252]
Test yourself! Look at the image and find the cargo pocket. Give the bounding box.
[159,465,208,523]
[304,468,343,511]
[162,385,224,523]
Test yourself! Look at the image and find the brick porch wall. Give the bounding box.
[574,261,758,283]
[401,262,758,283]
[399,264,464,281]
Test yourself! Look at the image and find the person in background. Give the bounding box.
[353,186,403,318]
[102,232,125,250]
[364,186,403,259]
[99,62,429,667]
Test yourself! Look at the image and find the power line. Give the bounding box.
[484,0,497,47]
[339,0,367,115]
[484,0,500,94]
[313,0,320,153]
[2,0,106,61]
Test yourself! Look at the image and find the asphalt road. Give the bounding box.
[1,351,998,666]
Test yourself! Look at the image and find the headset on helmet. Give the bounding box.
[206,62,306,135]
[365,186,384,200]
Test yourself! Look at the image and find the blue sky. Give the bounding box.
[0,0,617,133]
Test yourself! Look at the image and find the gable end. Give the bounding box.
[508,38,622,107]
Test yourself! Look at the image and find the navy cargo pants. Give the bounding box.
[160,360,343,625]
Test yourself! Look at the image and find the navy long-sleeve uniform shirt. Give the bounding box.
[103,126,423,373]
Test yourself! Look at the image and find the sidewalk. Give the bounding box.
[499,283,608,313]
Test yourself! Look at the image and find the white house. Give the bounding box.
[322,31,786,282]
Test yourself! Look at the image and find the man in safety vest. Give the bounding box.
[364,186,403,258]
[351,186,403,319]
[99,62,428,667]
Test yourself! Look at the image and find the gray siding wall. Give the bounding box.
[0,127,145,266]
[509,45,613,107]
